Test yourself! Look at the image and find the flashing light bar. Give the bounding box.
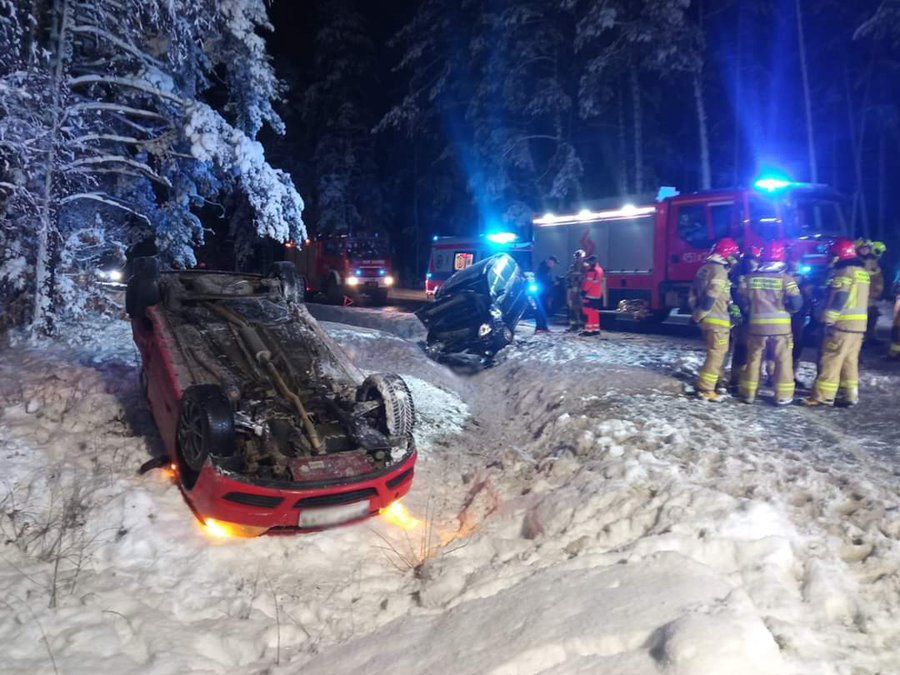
[533,205,656,227]
[486,232,518,245]
[754,177,793,192]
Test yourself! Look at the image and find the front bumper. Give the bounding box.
[184,451,417,535]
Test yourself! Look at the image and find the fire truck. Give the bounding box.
[532,180,848,321]
[285,233,395,305]
[425,233,533,298]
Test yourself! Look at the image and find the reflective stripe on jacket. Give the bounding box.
[739,268,800,336]
[691,260,731,329]
[823,264,870,333]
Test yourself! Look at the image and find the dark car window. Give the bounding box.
[323,239,344,256]
[785,199,846,238]
[710,203,735,240]
[676,204,711,249]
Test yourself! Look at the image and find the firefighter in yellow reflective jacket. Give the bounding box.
[806,238,870,407]
[690,238,740,401]
[737,241,803,405]
[857,239,885,343]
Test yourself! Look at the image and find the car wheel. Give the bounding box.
[176,385,236,485]
[267,262,305,305]
[356,374,415,447]
[125,256,161,319]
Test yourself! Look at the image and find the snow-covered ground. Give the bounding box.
[0,313,898,674]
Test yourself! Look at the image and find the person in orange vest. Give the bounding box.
[580,255,605,336]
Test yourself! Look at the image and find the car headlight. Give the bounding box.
[478,323,493,337]
[383,275,394,287]
[346,276,359,287]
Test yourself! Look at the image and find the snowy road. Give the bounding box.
[0,313,897,674]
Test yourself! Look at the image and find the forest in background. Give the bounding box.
[273,0,900,281]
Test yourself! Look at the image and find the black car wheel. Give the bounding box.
[268,262,305,305]
[176,385,236,486]
[125,256,161,319]
[356,374,415,447]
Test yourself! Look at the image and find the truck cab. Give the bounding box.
[286,234,395,305]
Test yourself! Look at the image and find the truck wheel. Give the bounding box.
[267,262,305,305]
[125,256,160,319]
[176,384,236,487]
[371,288,389,306]
[356,374,415,448]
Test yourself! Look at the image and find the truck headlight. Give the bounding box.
[346,276,359,287]
[478,323,492,337]
[383,275,394,287]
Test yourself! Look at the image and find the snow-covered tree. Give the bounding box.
[0,0,305,334]
[298,0,384,235]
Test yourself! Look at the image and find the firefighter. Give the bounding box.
[533,256,558,333]
[728,244,762,390]
[581,255,605,336]
[856,239,885,344]
[805,238,870,407]
[566,249,587,332]
[890,265,900,359]
[690,238,740,401]
[737,241,803,405]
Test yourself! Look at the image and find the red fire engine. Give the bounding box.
[532,181,848,321]
[285,234,395,305]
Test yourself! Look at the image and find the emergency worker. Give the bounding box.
[690,238,740,401]
[533,256,558,333]
[890,265,900,359]
[581,255,605,336]
[737,241,803,405]
[566,250,587,332]
[856,239,885,343]
[729,244,762,389]
[805,238,870,407]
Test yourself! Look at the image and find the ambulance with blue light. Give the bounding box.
[531,179,848,321]
[425,233,534,299]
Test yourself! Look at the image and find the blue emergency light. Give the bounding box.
[754,176,793,192]
[527,282,540,295]
[486,232,517,245]
[797,264,812,275]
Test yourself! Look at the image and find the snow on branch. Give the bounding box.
[59,192,151,223]
[68,75,184,104]
[63,156,172,187]
[69,25,165,69]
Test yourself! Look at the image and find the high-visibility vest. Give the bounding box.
[823,264,870,333]
[691,260,731,329]
[582,266,604,299]
[741,270,800,335]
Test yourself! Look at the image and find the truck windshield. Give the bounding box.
[785,198,847,238]
[347,239,388,260]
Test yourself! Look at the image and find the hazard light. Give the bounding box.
[486,232,518,244]
[533,205,656,227]
[754,176,793,192]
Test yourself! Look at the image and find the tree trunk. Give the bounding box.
[795,0,818,183]
[32,0,70,335]
[617,87,629,196]
[732,1,743,186]
[412,137,420,280]
[630,66,643,194]
[844,64,870,237]
[877,128,885,241]
[693,72,711,190]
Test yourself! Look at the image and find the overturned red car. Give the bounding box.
[126,257,417,536]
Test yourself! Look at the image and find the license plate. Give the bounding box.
[365,281,378,288]
[298,500,371,528]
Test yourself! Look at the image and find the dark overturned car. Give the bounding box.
[415,253,529,366]
[127,257,417,536]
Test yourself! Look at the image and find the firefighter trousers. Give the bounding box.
[812,329,864,404]
[729,325,748,387]
[698,328,729,393]
[567,289,584,329]
[740,334,794,403]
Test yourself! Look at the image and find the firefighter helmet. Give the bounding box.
[830,238,858,262]
[871,241,886,258]
[710,238,740,262]
[855,238,872,254]
[573,249,586,259]
[761,240,787,263]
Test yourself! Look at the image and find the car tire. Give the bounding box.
[125,256,161,318]
[268,262,305,305]
[176,385,236,485]
[356,374,415,446]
